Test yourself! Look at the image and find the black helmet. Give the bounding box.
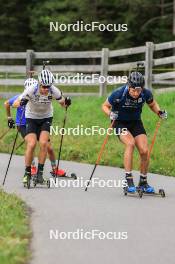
[128,71,145,88]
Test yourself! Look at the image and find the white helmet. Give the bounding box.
[38,69,55,86]
[24,78,38,89]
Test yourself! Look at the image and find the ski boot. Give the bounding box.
[50,168,77,179]
[123,174,143,198]
[33,170,45,186]
[138,176,155,194]
[52,168,66,177]
[31,165,37,176]
[32,170,51,188]
[125,174,136,193]
[23,171,31,189]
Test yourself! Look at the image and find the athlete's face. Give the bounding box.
[128,87,142,99]
[40,85,50,95]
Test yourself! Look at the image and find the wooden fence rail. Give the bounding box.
[0,40,175,96]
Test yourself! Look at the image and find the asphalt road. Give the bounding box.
[0,153,175,264]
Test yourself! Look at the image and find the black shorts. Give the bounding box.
[114,120,146,138]
[17,125,27,138]
[26,117,53,140]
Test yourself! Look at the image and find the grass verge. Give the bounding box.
[0,91,175,176]
[0,189,31,264]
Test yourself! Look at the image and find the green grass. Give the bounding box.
[0,92,175,176]
[0,85,117,94]
[0,189,31,264]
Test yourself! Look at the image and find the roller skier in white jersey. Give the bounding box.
[13,69,71,184]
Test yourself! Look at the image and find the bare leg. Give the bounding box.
[38,131,50,164]
[25,133,37,166]
[119,131,135,172]
[135,134,149,175]
[47,142,56,162]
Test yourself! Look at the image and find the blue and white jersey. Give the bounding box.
[108,85,153,121]
[8,95,26,126]
[19,83,62,119]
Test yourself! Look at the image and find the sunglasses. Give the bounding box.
[42,85,50,89]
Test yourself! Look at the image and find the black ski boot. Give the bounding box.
[125,173,136,193]
[138,176,155,193]
[36,170,44,184]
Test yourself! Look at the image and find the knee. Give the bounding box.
[39,140,48,150]
[139,147,148,158]
[27,140,36,150]
[126,141,135,149]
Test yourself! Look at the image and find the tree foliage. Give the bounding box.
[0,0,174,51]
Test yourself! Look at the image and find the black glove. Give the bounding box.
[8,118,15,129]
[20,98,28,106]
[65,97,71,107]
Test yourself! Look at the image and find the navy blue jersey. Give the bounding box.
[108,85,153,121]
[8,95,26,126]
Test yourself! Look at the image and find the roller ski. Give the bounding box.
[32,170,51,188]
[50,168,77,180]
[123,174,143,198]
[138,176,165,198]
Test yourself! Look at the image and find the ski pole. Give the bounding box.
[0,128,10,140]
[136,62,144,72]
[55,107,68,172]
[2,108,25,186]
[43,60,50,70]
[15,139,25,151]
[148,120,162,161]
[85,120,115,191]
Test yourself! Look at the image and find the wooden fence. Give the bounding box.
[0,40,175,96]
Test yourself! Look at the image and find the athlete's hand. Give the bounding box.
[20,98,28,106]
[65,97,71,107]
[158,110,167,119]
[8,117,15,129]
[109,111,118,120]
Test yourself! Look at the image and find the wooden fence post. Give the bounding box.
[26,50,35,77]
[100,48,109,96]
[145,42,154,90]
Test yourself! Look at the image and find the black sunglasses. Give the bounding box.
[42,85,50,89]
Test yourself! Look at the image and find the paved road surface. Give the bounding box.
[0,153,175,264]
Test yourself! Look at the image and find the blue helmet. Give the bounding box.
[128,71,145,88]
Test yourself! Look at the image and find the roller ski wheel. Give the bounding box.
[70,173,77,180]
[123,186,143,198]
[137,188,143,198]
[32,175,37,188]
[159,189,165,198]
[46,179,51,188]
[123,186,128,196]
[26,174,31,189]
